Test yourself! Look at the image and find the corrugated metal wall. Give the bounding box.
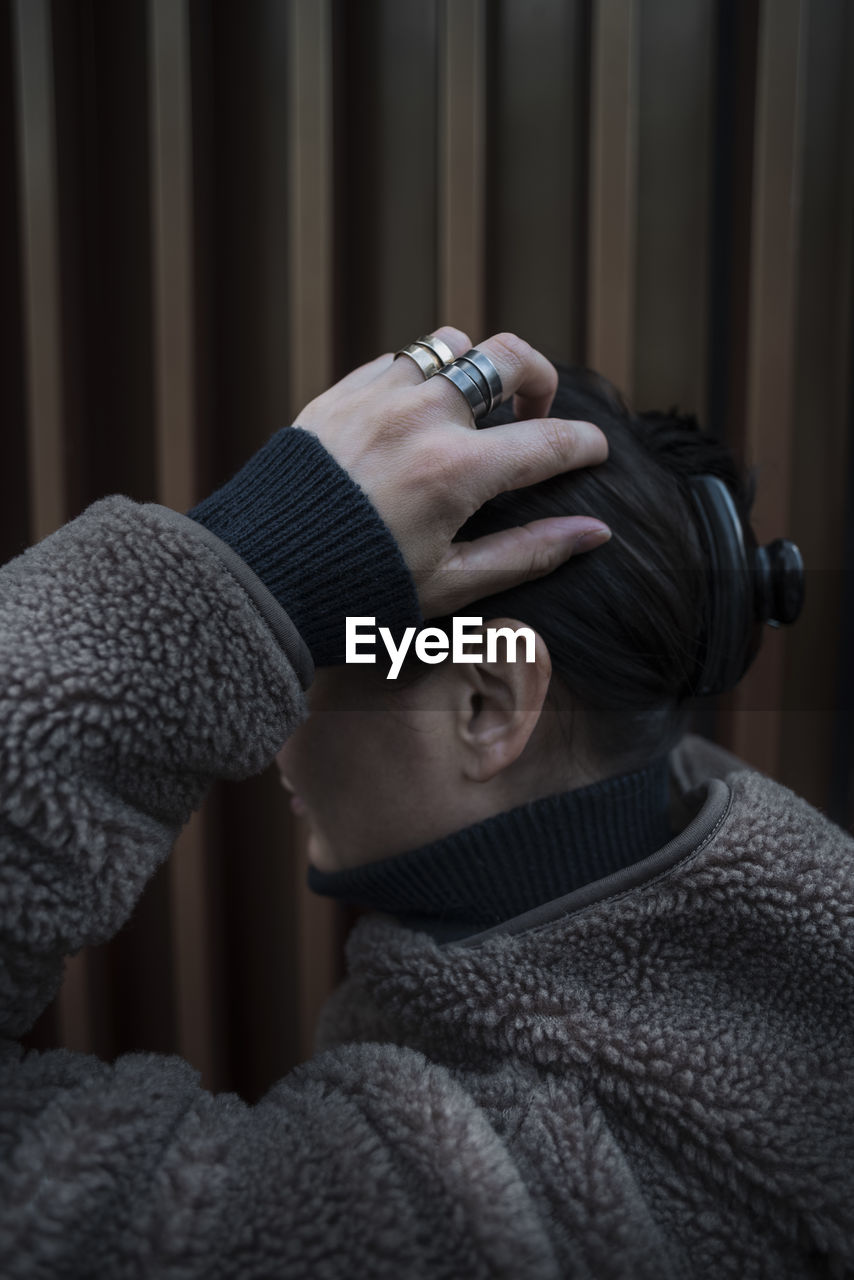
[5,0,853,1100]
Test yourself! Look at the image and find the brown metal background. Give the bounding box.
[5,0,853,1099]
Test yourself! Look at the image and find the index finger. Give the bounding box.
[468,416,609,502]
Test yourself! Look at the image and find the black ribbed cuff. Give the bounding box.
[187,427,420,667]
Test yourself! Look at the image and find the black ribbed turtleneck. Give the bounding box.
[307,755,672,940]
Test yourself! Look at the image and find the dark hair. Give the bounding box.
[450,364,756,771]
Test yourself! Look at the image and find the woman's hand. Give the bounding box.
[294,328,610,618]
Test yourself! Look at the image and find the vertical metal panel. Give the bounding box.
[721,0,807,774]
[486,0,587,359]
[244,0,292,445]
[373,0,439,348]
[706,0,759,448]
[191,0,301,1099]
[587,0,639,397]
[286,0,339,1065]
[149,0,219,1087]
[782,0,854,812]
[699,0,759,751]
[294,823,340,1065]
[12,0,65,542]
[438,0,486,339]
[34,0,89,523]
[335,0,438,366]
[831,340,854,827]
[0,2,30,565]
[634,0,715,413]
[831,0,854,831]
[196,0,291,477]
[49,0,156,515]
[12,0,95,1055]
[44,0,173,1067]
[150,0,196,513]
[288,0,333,414]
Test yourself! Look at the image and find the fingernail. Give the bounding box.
[573,524,612,552]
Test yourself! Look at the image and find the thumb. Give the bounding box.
[419,517,612,618]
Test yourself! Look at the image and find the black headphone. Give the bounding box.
[688,475,805,696]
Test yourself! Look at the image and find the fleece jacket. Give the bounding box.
[1,495,853,1279]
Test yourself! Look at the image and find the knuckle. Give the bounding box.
[442,544,467,575]
[489,331,530,372]
[433,324,471,356]
[541,417,572,467]
[518,526,554,578]
[530,540,558,578]
[424,372,476,427]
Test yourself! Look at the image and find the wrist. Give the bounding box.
[187,427,420,666]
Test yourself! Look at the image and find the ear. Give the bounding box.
[455,618,552,783]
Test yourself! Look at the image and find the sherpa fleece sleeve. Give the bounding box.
[0,419,421,1040]
[0,495,313,1040]
[0,504,558,1278]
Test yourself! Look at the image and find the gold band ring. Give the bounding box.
[414,333,455,366]
[394,343,445,379]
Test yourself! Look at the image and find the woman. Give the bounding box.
[1,329,851,1278]
[281,365,759,941]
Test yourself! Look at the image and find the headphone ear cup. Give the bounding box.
[689,476,753,696]
[756,539,805,626]
[689,478,805,696]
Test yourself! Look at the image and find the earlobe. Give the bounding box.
[458,619,552,783]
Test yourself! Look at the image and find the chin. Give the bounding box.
[305,831,339,873]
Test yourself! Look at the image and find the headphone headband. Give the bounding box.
[688,475,804,696]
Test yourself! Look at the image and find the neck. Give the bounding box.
[307,756,673,941]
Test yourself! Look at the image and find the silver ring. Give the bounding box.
[394,343,444,379]
[414,333,455,366]
[437,362,489,422]
[454,347,503,414]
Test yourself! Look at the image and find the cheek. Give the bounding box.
[277,708,452,861]
[278,714,349,800]
[278,712,398,810]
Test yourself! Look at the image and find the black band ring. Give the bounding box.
[454,347,503,414]
[437,362,489,422]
